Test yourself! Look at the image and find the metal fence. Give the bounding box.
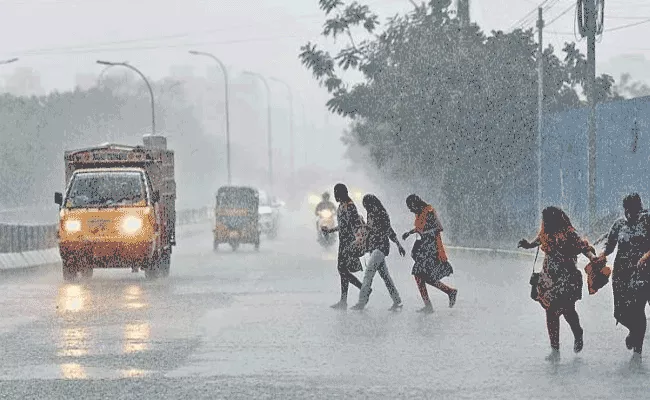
[0,206,213,254]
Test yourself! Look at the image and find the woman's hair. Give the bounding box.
[541,206,573,235]
[406,194,428,212]
[334,183,349,201]
[363,194,389,221]
[623,193,643,213]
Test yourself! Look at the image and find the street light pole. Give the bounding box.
[96,60,156,136]
[243,71,273,194]
[189,50,232,185]
[269,77,295,191]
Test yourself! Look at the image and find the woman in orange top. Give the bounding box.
[403,194,457,314]
[518,206,597,361]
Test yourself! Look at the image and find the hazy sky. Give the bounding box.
[1,0,649,145]
[2,0,649,90]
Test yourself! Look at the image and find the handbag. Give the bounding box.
[529,247,540,301]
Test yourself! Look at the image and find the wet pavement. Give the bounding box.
[0,220,649,399]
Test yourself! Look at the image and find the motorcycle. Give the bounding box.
[316,209,337,248]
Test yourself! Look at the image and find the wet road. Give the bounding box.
[0,218,649,399]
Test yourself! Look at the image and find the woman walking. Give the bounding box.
[351,194,406,311]
[518,206,597,361]
[322,183,364,309]
[596,193,650,359]
[403,194,458,314]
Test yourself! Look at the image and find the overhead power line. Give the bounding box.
[12,35,301,57]
[605,17,650,32]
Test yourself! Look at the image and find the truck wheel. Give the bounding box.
[159,251,171,278]
[145,257,159,280]
[145,267,158,280]
[80,267,93,280]
[62,260,76,282]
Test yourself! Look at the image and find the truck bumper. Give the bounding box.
[59,240,156,268]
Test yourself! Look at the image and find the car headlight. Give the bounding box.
[64,219,82,232]
[120,216,143,234]
[308,195,321,205]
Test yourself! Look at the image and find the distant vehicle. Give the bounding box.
[213,186,260,251]
[316,208,337,248]
[258,190,281,239]
[54,135,176,281]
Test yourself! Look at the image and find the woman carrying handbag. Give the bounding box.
[518,206,597,362]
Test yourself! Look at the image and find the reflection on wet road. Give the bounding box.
[0,222,648,399]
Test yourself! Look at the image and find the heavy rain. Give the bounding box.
[1,0,649,398]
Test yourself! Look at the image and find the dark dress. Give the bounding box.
[411,209,453,282]
[603,212,650,324]
[535,228,590,310]
[337,201,363,273]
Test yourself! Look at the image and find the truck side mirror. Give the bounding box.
[152,191,160,203]
[54,192,63,205]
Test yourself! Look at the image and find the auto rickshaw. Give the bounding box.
[213,186,260,251]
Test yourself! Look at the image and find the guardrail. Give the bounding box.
[0,206,214,254]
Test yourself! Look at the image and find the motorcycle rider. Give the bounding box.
[315,192,337,216]
[315,192,337,242]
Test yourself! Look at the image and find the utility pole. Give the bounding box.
[578,0,603,234]
[537,7,544,224]
[457,0,470,26]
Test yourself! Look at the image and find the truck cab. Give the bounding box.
[54,136,175,281]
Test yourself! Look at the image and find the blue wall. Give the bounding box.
[541,96,650,232]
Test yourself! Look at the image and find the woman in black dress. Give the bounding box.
[403,194,458,314]
[322,183,364,309]
[596,193,650,359]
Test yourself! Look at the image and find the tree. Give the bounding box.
[299,0,622,247]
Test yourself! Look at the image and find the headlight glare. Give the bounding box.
[121,216,143,234]
[64,220,81,232]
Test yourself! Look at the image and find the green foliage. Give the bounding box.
[300,0,630,247]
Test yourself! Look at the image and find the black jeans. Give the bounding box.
[338,267,362,302]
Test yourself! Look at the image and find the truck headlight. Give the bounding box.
[121,216,143,234]
[64,220,82,232]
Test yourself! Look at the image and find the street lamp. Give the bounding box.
[95,61,129,87]
[189,50,232,185]
[96,60,156,135]
[242,70,273,194]
[0,58,18,65]
[269,77,295,191]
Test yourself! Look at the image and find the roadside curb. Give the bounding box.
[446,245,535,259]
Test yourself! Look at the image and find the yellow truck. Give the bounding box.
[54,135,176,281]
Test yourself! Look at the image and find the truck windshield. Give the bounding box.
[66,172,147,208]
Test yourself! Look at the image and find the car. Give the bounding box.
[258,190,281,239]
